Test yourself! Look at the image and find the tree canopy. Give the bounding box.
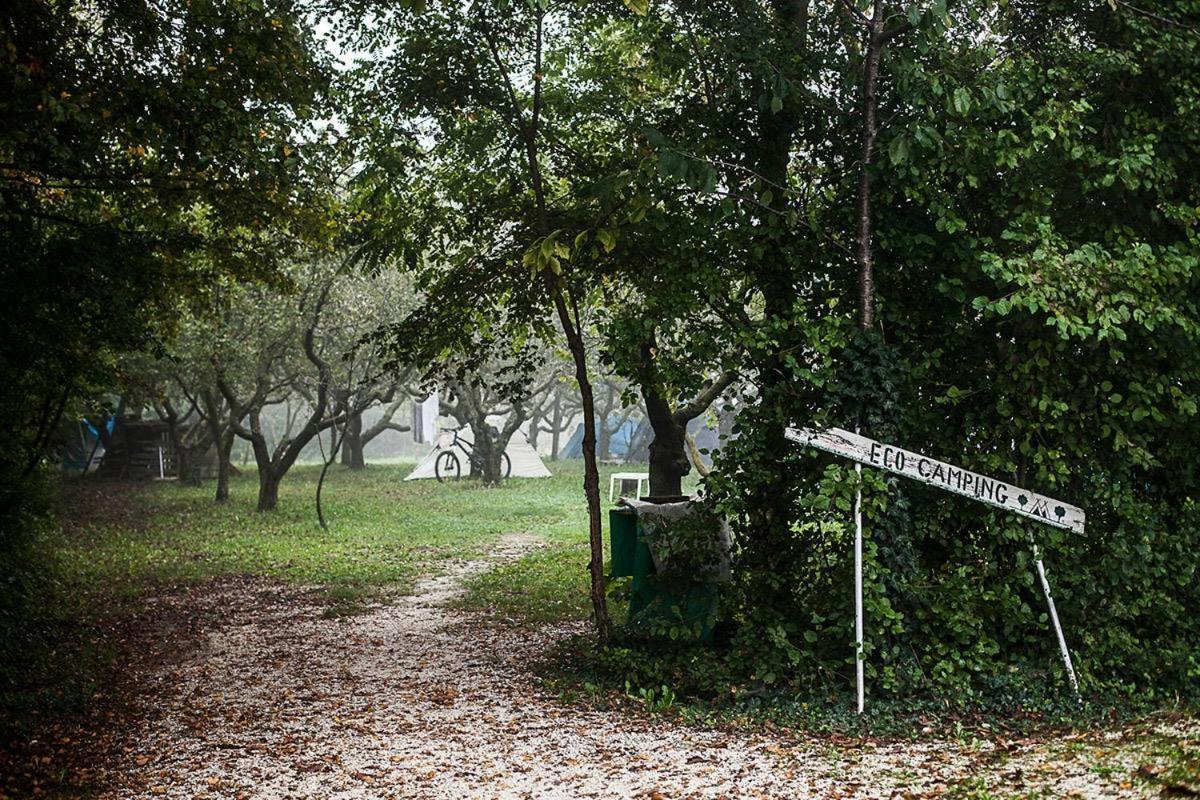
[0,0,337,512]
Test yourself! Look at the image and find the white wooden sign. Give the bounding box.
[784,427,1085,534]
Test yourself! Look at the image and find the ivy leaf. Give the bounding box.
[622,0,649,15]
[597,228,617,253]
[952,87,971,115]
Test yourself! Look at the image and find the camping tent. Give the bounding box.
[405,426,552,480]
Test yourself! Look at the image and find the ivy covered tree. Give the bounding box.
[667,0,1200,700]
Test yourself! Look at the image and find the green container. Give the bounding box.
[629,581,717,643]
[608,507,640,577]
[611,506,719,643]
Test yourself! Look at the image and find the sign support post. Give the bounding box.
[853,460,865,715]
[1027,527,1081,703]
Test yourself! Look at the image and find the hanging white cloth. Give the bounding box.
[412,394,439,444]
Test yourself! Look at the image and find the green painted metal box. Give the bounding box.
[608,507,642,577]
[610,506,717,642]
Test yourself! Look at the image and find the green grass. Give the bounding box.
[455,471,701,626]
[11,460,1199,760]
[56,460,657,613]
[458,543,594,625]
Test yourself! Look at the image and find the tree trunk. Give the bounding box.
[214,429,234,503]
[505,8,608,639]
[177,446,200,487]
[199,389,228,497]
[554,292,611,641]
[340,411,365,469]
[527,405,543,452]
[242,415,280,512]
[644,386,690,497]
[597,422,612,462]
[473,425,506,486]
[257,470,280,512]
[854,2,884,333]
[549,393,563,460]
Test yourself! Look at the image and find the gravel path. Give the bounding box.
[76,535,1190,799]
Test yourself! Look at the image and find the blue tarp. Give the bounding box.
[84,417,115,438]
[559,416,639,460]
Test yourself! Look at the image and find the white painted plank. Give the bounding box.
[784,427,1085,534]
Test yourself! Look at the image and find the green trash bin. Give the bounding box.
[611,505,720,643]
[627,525,717,643]
[608,507,640,577]
[630,583,717,641]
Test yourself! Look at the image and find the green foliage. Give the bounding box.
[490,0,1200,710]
[0,0,336,516]
[552,636,737,703]
[35,0,1187,719]
[638,506,728,591]
[698,2,1200,706]
[0,472,105,736]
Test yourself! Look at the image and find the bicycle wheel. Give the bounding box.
[501,452,512,479]
[434,451,461,482]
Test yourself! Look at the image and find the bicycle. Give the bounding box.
[434,425,512,482]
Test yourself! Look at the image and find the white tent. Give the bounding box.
[405,426,552,480]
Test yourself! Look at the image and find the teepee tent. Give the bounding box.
[405,425,552,480]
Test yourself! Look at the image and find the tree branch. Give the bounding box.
[674,371,738,424]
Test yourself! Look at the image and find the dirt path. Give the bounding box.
[81,535,1189,800]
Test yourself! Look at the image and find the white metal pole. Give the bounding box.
[1029,534,1081,703]
[854,460,865,714]
[158,446,165,479]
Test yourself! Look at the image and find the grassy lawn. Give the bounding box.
[57,459,664,616]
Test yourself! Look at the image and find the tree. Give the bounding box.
[637,360,736,497]
[210,259,411,511]
[339,392,411,469]
[537,382,582,460]
[0,0,334,520]
[435,345,554,485]
[338,2,641,638]
[633,0,1200,699]
[594,380,630,463]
